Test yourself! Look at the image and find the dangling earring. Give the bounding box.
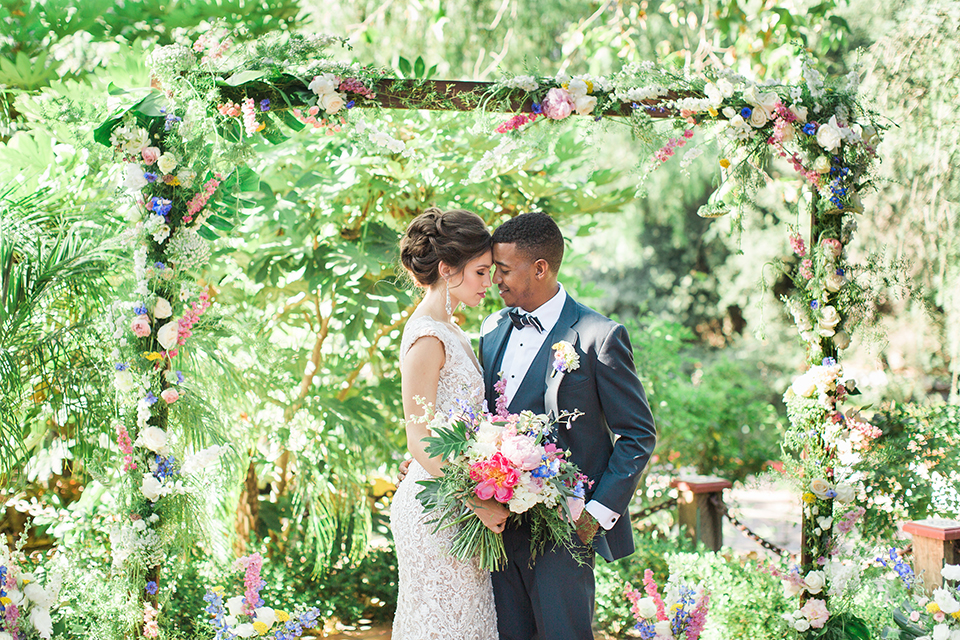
[445,279,453,316]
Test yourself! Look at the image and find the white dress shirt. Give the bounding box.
[497,284,620,531]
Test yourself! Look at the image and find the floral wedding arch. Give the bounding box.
[85,28,883,639]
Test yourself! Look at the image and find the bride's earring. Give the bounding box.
[445,280,453,316]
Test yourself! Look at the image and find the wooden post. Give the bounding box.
[902,519,960,593]
[671,476,732,551]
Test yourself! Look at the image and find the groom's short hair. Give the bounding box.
[491,212,564,272]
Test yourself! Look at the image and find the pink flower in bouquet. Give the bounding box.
[132,314,151,337]
[470,453,520,502]
[160,388,179,404]
[542,88,575,120]
[500,435,544,471]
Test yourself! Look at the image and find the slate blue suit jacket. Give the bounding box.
[479,294,657,562]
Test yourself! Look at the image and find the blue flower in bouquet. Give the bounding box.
[531,458,560,479]
[822,357,837,366]
[260,99,271,112]
[146,580,158,595]
[740,107,752,119]
[150,197,173,217]
[134,304,148,315]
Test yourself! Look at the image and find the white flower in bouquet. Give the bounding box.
[818,306,841,336]
[567,78,590,99]
[825,271,846,292]
[804,570,827,594]
[233,623,256,638]
[789,103,808,122]
[816,115,844,152]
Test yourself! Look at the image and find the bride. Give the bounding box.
[390,207,508,640]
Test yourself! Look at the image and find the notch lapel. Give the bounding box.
[482,311,513,404]
[544,297,581,418]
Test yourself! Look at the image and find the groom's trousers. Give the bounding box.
[492,517,596,640]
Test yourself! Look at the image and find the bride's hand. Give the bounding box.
[468,497,509,533]
[397,458,412,484]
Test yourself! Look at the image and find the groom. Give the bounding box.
[480,212,657,640]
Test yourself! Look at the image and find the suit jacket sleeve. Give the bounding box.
[590,323,657,517]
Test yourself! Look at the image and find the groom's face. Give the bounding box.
[492,242,539,311]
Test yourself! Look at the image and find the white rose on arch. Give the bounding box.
[321,91,346,114]
[157,321,180,350]
[816,115,844,152]
[834,483,856,503]
[574,95,597,116]
[804,570,827,595]
[137,426,168,454]
[308,73,338,96]
[567,78,590,99]
[791,372,818,398]
[140,474,163,501]
[818,306,841,336]
[748,107,769,128]
[825,272,846,292]
[810,478,834,500]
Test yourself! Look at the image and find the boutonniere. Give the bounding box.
[551,341,580,376]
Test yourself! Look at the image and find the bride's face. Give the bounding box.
[446,250,493,308]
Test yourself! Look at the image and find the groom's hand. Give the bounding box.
[397,458,412,484]
[575,511,600,545]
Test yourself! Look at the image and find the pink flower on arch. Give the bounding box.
[542,88,575,120]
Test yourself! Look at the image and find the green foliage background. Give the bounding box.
[1,0,958,637]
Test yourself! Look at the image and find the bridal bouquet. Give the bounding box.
[414,399,589,571]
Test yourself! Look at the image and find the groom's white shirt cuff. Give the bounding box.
[585,500,620,530]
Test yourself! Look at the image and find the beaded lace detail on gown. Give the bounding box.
[390,316,498,640]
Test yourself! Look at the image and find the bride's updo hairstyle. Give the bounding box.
[400,207,491,287]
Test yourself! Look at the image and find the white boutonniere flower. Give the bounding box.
[551,341,580,376]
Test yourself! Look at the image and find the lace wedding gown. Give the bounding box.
[390,316,499,640]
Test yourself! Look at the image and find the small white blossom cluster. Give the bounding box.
[499,75,539,92]
[466,137,531,183]
[355,119,407,154]
[611,85,667,103]
[110,515,164,570]
[803,59,826,101]
[166,228,211,272]
[147,44,198,76]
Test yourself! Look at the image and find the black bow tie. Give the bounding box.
[508,310,544,333]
